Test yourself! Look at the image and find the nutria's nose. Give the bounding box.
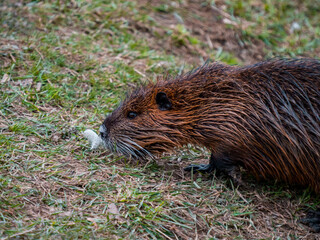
[99,125,108,139]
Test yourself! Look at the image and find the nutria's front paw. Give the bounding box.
[300,209,320,232]
[184,164,214,173]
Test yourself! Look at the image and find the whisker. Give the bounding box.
[116,139,138,159]
[101,134,154,159]
[123,138,154,159]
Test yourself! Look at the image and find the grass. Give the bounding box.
[1,0,319,239]
[223,0,320,56]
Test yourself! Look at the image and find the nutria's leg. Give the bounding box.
[300,209,320,232]
[184,153,242,184]
[184,152,234,173]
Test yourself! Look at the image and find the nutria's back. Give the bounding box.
[100,59,320,192]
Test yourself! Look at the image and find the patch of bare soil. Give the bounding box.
[133,0,264,65]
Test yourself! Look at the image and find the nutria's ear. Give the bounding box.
[156,92,172,110]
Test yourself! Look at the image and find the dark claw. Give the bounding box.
[184,153,242,186]
[184,164,214,173]
[300,209,320,232]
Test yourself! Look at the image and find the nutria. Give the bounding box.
[100,58,320,231]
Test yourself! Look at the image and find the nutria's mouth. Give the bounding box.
[100,125,153,159]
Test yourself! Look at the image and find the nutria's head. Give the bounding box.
[100,63,234,159]
[99,81,192,159]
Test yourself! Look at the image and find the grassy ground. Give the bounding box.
[1,0,320,239]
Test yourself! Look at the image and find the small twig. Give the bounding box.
[2,228,36,240]
[236,189,249,204]
[134,68,147,78]
[206,35,213,49]
[9,53,16,63]
[155,228,175,240]
[35,47,44,60]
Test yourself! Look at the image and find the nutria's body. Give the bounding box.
[100,59,320,229]
[100,59,320,231]
[101,58,320,190]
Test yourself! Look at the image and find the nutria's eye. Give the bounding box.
[127,111,138,119]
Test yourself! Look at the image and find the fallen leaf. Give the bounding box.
[107,203,120,219]
[51,133,60,142]
[1,73,10,83]
[36,82,42,91]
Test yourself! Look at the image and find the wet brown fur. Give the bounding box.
[102,59,320,193]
